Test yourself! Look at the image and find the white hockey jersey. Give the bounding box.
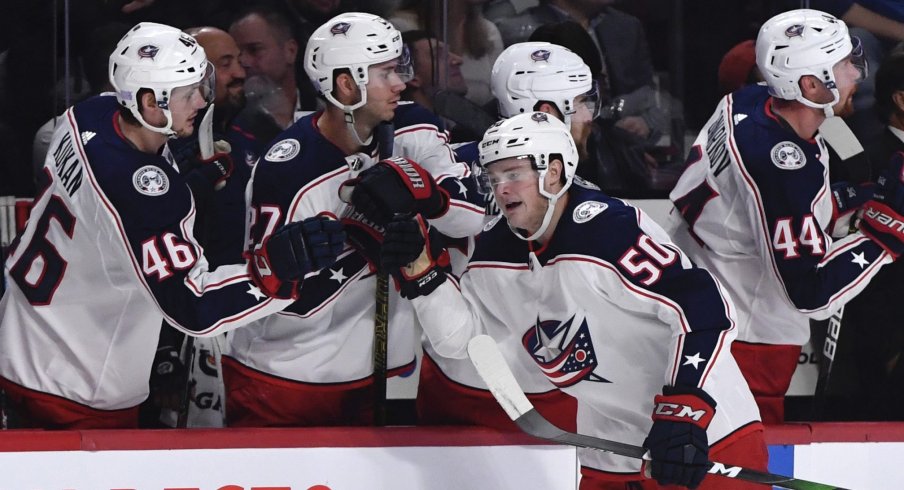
[225,102,485,385]
[0,95,291,410]
[411,185,760,474]
[667,84,893,346]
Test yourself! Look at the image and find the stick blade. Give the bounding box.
[467,335,534,421]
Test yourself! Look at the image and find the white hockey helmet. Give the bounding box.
[109,22,214,136]
[756,9,866,114]
[491,42,598,128]
[304,12,412,113]
[478,112,579,240]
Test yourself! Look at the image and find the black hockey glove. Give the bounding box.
[384,214,450,299]
[642,385,716,489]
[340,157,450,225]
[860,152,904,258]
[250,216,346,299]
[149,344,188,410]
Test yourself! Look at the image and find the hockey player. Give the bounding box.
[0,23,344,429]
[417,41,601,432]
[379,112,765,489]
[222,12,485,427]
[666,9,901,423]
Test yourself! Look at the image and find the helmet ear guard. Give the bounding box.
[109,22,213,137]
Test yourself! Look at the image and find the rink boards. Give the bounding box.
[2,424,904,489]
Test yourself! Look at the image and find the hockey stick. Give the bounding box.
[372,121,395,426]
[812,307,844,420]
[467,335,850,490]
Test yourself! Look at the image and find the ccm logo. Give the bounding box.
[708,463,741,477]
[653,402,707,421]
[866,207,904,232]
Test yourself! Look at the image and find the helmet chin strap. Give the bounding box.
[343,109,373,147]
[796,86,840,118]
[133,107,177,138]
[511,195,558,242]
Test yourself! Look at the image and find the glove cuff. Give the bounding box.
[652,385,716,430]
[861,200,904,258]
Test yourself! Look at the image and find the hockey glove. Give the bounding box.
[341,210,386,271]
[860,152,904,258]
[250,216,346,299]
[642,385,716,489]
[149,344,188,410]
[384,214,451,299]
[829,181,874,238]
[184,140,235,192]
[341,157,450,225]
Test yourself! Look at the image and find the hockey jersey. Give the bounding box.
[0,95,290,410]
[412,185,760,474]
[225,102,485,385]
[667,84,893,346]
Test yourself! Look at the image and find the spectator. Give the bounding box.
[0,22,340,429]
[666,9,897,423]
[389,0,504,106]
[401,30,495,143]
[717,40,762,96]
[223,12,485,428]
[229,5,307,134]
[378,112,765,489]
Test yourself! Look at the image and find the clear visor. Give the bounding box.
[168,63,215,107]
[474,155,537,195]
[395,45,414,84]
[577,79,601,120]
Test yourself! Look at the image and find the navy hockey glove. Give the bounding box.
[643,385,716,489]
[250,216,346,299]
[828,181,874,238]
[341,157,450,225]
[381,214,426,270]
[184,140,235,192]
[860,152,904,257]
[341,211,386,271]
[149,344,188,410]
[384,215,450,299]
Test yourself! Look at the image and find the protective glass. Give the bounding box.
[850,36,869,82]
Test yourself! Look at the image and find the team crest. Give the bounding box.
[330,22,352,36]
[133,165,169,196]
[771,141,806,170]
[573,201,608,223]
[265,138,301,162]
[531,112,549,123]
[530,49,551,62]
[785,24,805,38]
[137,45,159,60]
[522,312,610,388]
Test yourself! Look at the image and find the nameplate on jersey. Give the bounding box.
[264,138,301,162]
[573,201,608,224]
[771,141,806,170]
[133,165,170,196]
[705,114,730,177]
[51,131,84,197]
